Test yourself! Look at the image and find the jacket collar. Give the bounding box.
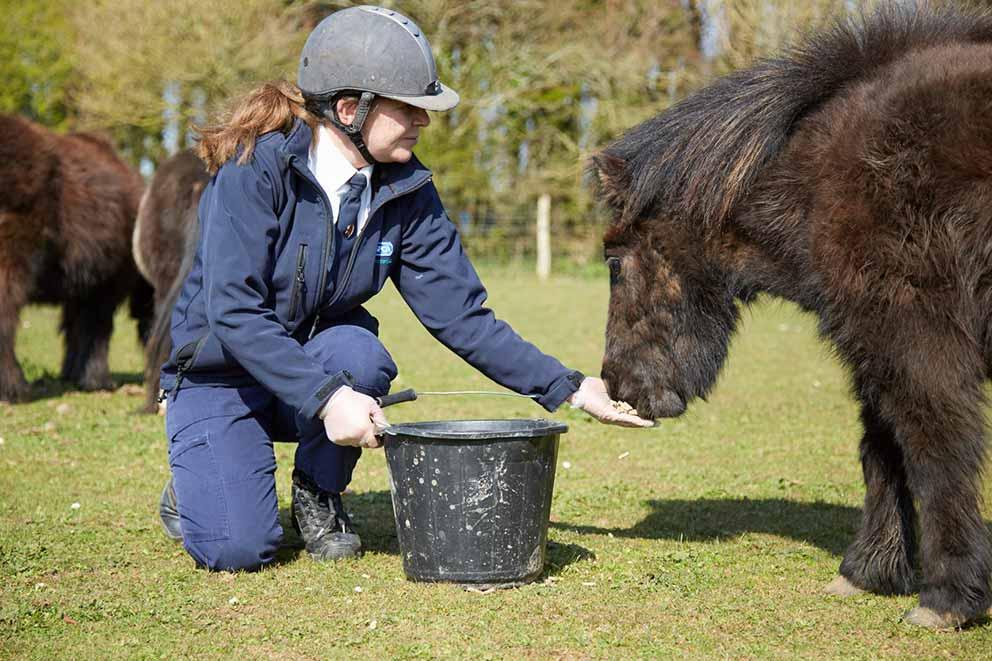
[282,118,431,199]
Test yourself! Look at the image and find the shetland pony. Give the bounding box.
[0,114,152,401]
[132,149,208,411]
[596,4,992,627]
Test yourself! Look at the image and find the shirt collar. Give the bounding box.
[283,119,432,198]
[307,124,373,193]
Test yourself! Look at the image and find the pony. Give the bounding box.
[594,3,992,628]
[0,114,153,401]
[132,149,208,412]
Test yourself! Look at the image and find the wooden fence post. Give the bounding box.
[536,193,551,281]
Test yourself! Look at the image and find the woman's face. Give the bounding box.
[360,98,431,164]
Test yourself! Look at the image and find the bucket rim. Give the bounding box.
[383,418,568,440]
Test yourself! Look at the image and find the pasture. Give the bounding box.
[2,267,991,659]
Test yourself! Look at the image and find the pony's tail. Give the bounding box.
[141,217,200,413]
[129,177,156,350]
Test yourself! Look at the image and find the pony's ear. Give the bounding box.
[591,152,629,211]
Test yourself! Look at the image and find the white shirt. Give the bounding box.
[307,124,374,233]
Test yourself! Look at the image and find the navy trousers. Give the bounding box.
[164,319,397,571]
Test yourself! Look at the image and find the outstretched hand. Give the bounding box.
[568,376,654,428]
[320,385,389,448]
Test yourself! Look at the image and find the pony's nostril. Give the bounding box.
[653,390,686,418]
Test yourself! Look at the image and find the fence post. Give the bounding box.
[536,193,551,281]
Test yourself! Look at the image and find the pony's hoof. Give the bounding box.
[902,607,965,629]
[78,376,115,392]
[824,575,865,597]
[0,379,30,403]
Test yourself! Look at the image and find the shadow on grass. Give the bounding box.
[11,371,145,404]
[276,489,595,576]
[545,540,596,576]
[274,506,306,564]
[552,497,865,556]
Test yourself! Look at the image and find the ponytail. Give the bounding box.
[195,80,320,173]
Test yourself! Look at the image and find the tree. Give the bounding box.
[400,0,698,261]
[0,0,76,129]
[71,0,313,164]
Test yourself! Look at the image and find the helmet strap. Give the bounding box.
[325,91,377,165]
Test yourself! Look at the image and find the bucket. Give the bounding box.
[383,419,567,588]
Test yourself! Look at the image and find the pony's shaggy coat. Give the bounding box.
[596,4,992,626]
[0,114,152,401]
[132,149,208,411]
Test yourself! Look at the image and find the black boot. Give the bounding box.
[291,469,362,561]
[159,477,182,542]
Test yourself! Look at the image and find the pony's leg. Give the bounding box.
[60,296,115,390]
[129,276,155,347]
[0,258,31,401]
[889,384,992,627]
[832,402,917,596]
[0,250,32,401]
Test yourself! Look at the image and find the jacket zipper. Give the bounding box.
[288,243,309,321]
[307,175,434,340]
[285,156,336,341]
[162,334,208,401]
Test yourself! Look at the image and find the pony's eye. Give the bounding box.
[606,257,621,285]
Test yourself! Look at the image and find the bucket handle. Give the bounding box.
[377,388,418,408]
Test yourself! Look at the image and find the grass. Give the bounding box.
[2,266,991,659]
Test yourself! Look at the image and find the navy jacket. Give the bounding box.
[161,120,581,420]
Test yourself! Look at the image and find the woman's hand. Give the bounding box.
[568,376,654,428]
[320,386,389,448]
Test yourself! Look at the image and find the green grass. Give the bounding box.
[2,267,991,659]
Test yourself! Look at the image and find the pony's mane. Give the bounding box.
[600,2,992,229]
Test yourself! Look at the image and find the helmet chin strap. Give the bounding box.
[325,91,378,165]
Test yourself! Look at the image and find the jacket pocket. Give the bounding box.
[169,334,208,397]
[288,243,309,322]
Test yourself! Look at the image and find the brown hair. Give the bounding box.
[195,80,320,173]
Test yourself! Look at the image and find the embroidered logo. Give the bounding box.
[376,241,394,265]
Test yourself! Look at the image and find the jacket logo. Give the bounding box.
[376,241,394,265]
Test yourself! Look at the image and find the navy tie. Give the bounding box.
[337,172,366,237]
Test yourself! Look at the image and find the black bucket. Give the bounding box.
[383,419,567,588]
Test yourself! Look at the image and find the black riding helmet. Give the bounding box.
[297,5,460,164]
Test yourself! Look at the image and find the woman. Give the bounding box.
[158,5,652,572]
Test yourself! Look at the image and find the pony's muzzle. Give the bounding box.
[649,389,686,418]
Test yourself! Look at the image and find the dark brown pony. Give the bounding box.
[0,114,153,401]
[595,4,992,628]
[132,149,208,411]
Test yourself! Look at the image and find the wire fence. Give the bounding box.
[453,210,607,271]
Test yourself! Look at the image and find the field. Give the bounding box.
[2,267,991,659]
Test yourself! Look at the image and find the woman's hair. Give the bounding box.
[195,80,321,173]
